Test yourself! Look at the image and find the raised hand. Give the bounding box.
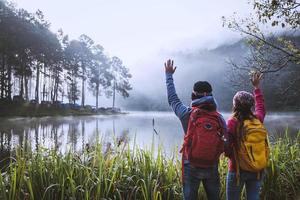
[164,59,177,74]
[251,71,263,89]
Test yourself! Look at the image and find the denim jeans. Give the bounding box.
[183,162,220,200]
[226,170,263,200]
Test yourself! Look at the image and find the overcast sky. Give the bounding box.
[12,0,253,106]
[13,0,251,65]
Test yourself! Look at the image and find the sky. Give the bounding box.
[12,0,253,107]
[13,0,251,65]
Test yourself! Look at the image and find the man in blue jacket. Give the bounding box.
[164,59,226,200]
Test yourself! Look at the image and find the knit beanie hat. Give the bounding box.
[233,91,254,108]
[193,81,212,96]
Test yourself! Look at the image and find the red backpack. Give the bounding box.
[181,106,225,168]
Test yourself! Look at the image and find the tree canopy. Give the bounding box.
[223,0,300,108]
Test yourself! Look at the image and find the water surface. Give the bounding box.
[0,111,299,154]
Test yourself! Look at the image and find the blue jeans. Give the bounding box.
[183,162,220,200]
[226,170,263,200]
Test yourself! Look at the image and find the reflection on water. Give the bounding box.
[0,112,299,154]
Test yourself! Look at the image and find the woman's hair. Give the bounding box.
[232,91,255,149]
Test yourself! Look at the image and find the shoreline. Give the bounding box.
[0,104,127,118]
[0,111,128,118]
[1,109,300,118]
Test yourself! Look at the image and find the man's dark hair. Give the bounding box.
[191,81,212,100]
[194,81,212,93]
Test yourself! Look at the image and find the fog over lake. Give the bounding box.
[0,112,299,154]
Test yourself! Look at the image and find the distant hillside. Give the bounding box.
[120,39,247,111]
[120,35,300,111]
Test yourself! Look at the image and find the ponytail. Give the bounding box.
[232,102,255,149]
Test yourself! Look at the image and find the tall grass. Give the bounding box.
[261,131,300,199]
[0,132,299,200]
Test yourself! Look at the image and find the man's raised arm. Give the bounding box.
[165,59,189,119]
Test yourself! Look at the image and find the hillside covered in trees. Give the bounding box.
[121,35,300,111]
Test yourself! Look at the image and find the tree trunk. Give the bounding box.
[81,71,85,107]
[73,78,76,105]
[35,64,40,103]
[7,64,12,100]
[48,69,51,101]
[1,54,5,99]
[61,86,64,102]
[55,79,58,101]
[19,74,24,98]
[43,63,47,101]
[29,77,32,100]
[73,90,75,104]
[53,70,59,102]
[24,75,29,101]
[53,80,57,102]
[42,83,46,102]
[50,87,53,102]
[96,83,99,109]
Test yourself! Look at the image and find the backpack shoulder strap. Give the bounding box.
[213,111,226,137]
[189,106,207,123]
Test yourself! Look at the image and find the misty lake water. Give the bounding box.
[0,111,299,154]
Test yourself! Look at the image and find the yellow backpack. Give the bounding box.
[234,118,270,180]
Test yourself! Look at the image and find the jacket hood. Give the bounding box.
[190,96,218,109]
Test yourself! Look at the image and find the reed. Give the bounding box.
[0,131,299,200]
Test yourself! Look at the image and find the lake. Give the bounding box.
[0,111,299,154]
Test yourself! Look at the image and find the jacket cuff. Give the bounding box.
[165,72,173,78]
[254,88,261,96]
